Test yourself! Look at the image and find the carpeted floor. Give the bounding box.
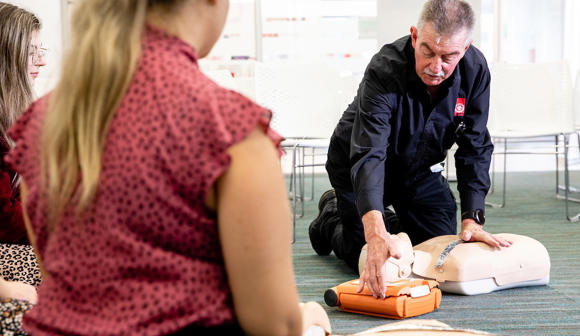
[290,171,580,335]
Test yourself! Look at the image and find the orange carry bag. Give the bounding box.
[324,278,441,319]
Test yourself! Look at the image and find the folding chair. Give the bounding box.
[487,61,577,220]
[255,61,359,242]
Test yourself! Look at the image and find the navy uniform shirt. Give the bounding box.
[328,35,493,218]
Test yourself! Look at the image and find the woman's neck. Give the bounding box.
[146,3,208,56]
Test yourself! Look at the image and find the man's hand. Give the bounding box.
[459,219,512,248]
[356,210,401,299]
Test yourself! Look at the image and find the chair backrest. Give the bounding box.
[488,61,575,137]
[254,61,359,139]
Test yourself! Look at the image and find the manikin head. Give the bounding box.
[410,0,475,88]
[359,232,415,282]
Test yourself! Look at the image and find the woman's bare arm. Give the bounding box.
[216,127,302,335]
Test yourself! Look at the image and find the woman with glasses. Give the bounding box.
[0,2,46,334]
[0,2,46,243]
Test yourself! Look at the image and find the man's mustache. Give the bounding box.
[423,69,445,77]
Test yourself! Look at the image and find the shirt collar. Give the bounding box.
[144,23,199,64]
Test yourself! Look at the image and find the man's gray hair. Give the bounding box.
[417,0,475,44]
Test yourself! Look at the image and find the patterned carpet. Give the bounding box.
[290,171,580,335]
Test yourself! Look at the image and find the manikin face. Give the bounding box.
[28,30,46,83]
[358,232,415,282]
[410,22,471,87]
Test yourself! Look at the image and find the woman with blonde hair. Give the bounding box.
[6,0,330,335]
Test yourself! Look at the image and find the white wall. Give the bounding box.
[564,0,580,84]
[7,0,579,174]
[9,0,65,97]
[377,0,482,48]
[499,0,563,63]
[377,0,420,46]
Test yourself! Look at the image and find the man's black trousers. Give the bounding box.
[324,172,458,273]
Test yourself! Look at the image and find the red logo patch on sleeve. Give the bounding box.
[454,98,466,117]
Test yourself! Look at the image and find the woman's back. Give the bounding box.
[8,25,279,336]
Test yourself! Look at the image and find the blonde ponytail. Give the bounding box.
[41,0,148,228]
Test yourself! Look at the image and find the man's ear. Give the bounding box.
[410,26,418,48]
[464,39,473,52]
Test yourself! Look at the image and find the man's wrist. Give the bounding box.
[362,210,388,242]
[461,209,485,225]
[461,218,483,231]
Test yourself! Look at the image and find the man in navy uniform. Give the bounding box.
[309,0,512,299]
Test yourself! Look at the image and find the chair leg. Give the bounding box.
[563,134,580,222]
[291,144,299,243]
[290,143,306,244]
[570,133,580,193]
[486,137,506,208]
[310,147,315,201]
[567,132,580,193]
[489,144,496,196]
[557,133,580,196]
[288,146,295,196]
[555,134,565,197]
[299,147,305,217]
[299,146,315,202]
[556,134,560,196]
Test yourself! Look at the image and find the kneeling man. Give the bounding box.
[309,0,511,299]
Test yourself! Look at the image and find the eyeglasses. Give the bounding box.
[29,45,47,64]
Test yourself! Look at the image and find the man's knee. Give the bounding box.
[331,225,362,273]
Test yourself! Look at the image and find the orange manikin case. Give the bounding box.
[324,278,441,319]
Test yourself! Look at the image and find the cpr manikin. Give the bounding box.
[359,232,416,283]
[358,233,550,295]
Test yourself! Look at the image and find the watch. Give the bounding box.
[461,209,485,225]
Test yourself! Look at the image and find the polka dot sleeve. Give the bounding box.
[5,97,46,186]
[152,67,283,207]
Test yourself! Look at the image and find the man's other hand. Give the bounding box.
[459,219,512,248]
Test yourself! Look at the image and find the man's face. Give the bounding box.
[410,22,471,87]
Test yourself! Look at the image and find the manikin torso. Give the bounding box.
[358,232,550,295]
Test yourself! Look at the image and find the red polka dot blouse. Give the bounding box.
[6,25,282,335]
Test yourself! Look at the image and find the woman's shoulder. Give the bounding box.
[8,95,48,142]
[5,95,48,177]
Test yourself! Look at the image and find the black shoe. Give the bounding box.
[317,189,336,212]
[309,189,338,256]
